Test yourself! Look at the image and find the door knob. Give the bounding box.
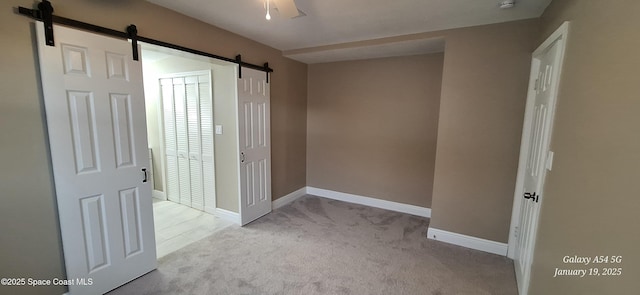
[142,168,148,183]
[524,192,539,203]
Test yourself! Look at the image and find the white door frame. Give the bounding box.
[507,21,570,294]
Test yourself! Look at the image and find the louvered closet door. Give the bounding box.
[185,76,204,211]
[161,78,180,204]
[197,75,216,213]
[161,73,215,211]
[173,78,192,206]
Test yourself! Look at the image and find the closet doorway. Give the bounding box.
[160,71,216,211]
[141,46,238,258]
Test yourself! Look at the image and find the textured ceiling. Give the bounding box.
[148,0,552,63]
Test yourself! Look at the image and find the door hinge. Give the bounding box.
[533,78,539,90]
[514,226,519,239]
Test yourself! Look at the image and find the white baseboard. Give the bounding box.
[152,190,166,200]
[204,205,216,215]
[427,227,508,256]
[306,187,431,218]
[272,187,307,209]
[214,208,241,224]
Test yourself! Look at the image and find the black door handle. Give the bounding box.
[524,192,539,203]
[142,168,148,183]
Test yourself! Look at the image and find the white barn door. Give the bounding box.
[510,22,569,295]
[238,68,272,225]
[37,24,156,294]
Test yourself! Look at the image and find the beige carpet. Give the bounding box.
[108,195,517,295]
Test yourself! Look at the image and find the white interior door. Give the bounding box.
[511,23,568,295]
[161,72,215,211]
[161,78,181,204]
[175,79,192,206]
[37,24,156,294]
[238,68,272,225]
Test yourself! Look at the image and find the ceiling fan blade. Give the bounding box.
[272,0,299,19]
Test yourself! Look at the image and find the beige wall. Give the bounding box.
[212,64,242,212]
[271,57,308,198]
[142,55,164,191]
[306,20,539,242]
[428,19,539,243]
[0,0,306,294]
[307,54,443,207]
[529,1,640,294]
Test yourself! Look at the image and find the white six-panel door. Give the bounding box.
[160,72,215,211]
[36,24,156,294]
[511,22,568,295]
[238,68,272,225]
